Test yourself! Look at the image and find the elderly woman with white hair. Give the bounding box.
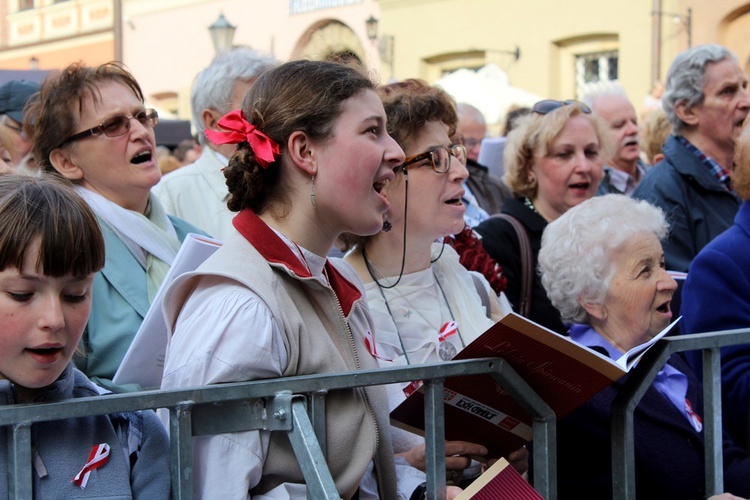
[537,194,750,499]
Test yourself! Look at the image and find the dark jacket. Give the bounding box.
[474,197,566,334]
[632,135,740,272]
[682,200,750,446]
[465,159,511,216]
[554,352,750,499]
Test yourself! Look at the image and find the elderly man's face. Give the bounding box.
[457,120,486,162]
[593,95,640,171]
[692,58,750,154]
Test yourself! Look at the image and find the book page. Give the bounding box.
[615,316,681,371]
[390,312,630,458]
[113,233,222,388]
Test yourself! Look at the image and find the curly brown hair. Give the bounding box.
[377,79,458,152]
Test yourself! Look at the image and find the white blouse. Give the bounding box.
[363,243,509,411]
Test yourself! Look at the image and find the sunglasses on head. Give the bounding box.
[532,99,592,115]
[59,109,159,148]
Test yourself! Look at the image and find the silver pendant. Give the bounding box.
[439,341,457,361]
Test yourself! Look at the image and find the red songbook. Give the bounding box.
[390,312,679,458]
[455,458,542,500]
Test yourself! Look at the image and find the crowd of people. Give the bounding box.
[0,40,749,498]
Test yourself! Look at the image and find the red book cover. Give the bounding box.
[455,458,543,500]
[390,312,679,458]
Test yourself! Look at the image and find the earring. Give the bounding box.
[382,213,392,233]
[310,174,316,208]
[528,173,536,183]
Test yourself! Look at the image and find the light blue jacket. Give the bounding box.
[75,214,204,392]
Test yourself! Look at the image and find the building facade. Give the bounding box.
[0,0,747,127]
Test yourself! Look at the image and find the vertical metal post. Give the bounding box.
[702,347,723,495]
[8,422,32,499]
[423,378,447,500]
[170,403,195,500]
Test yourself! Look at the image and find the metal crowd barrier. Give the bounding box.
[3,328,749,499]
[612,327,750,500]
[0,358,556,500]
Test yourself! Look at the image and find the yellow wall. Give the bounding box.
[379,0,668,106]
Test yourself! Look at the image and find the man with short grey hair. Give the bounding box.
[154,48,277,240]
[633,44,749,271]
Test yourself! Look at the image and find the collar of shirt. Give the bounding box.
[461,181,489,228]
[676,135,733,192]
[605,162,647,196]
[568,323,700,432]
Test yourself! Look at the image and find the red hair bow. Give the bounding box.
[205,110,280,168]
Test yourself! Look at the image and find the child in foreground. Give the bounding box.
[0,174,170,498]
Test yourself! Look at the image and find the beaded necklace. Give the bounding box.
[523,196,538,214]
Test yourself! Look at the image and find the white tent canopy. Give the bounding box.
[435,63,541,127]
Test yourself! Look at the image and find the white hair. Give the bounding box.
[662,44,735,134]
[191,47,278,144]
[457,102,486,127]
[538,195,668,323]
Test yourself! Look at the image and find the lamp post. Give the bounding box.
[209,13,237,54]
[365,16,394,80]
[654,7,692,48]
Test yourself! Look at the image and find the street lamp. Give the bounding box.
[365,16,394,80]
[654,7,692,48]
[209,13,237,54]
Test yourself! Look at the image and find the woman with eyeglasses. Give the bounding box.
[339,79,519,491]
[27,62,205,392]
[474,100,604,335]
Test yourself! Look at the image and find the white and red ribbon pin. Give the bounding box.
[364,330,392,362]
[685,399,703,432]
[438,321,458,341]
[72,443,110,489]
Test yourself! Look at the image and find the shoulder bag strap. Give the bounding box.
[491,213,533,317]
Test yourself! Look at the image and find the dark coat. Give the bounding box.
[632,135,740,272]
[465,158,511,216]
[474,197,566,334]
[554,354,750,499]
[682,200,750,446]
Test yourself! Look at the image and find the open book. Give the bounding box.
[455,457,542,500]
[113,233,222,389]
[390,312,680,458]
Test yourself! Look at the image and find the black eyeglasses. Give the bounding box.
[397,144,467,174]
[532,99,592,115]
[60,109,159,147]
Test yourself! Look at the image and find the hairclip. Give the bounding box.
[205,110,280,168]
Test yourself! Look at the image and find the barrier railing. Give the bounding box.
[0,358,556,500]
[3,328,748,499]
[612,327,750,500]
